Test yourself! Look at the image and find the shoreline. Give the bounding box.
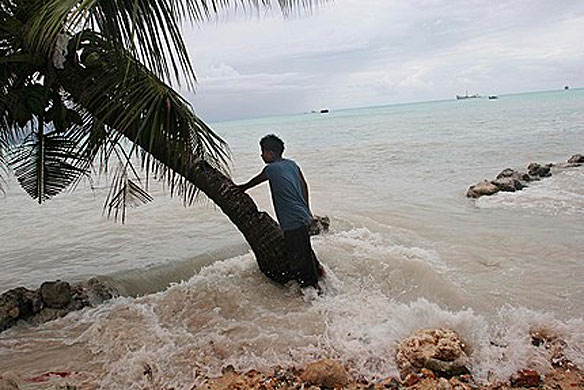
[195,361,582,390]
[1,327,582,389]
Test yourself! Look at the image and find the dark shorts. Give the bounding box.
[284,225,324,288]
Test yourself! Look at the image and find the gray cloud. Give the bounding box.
[183,0,584,121]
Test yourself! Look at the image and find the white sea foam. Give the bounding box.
[1,228,583,389]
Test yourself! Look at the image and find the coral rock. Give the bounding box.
[203,369,246,390]
[510,369,540,388]
[448,376,475,390]
[403,373,421,387]
[543,367,584,390]
[396,329,471,379]
[300,359,349,388]
[380,377,401,389]
[529,327,570,368]
[436,377,453,390]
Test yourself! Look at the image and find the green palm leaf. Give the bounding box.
[10,128,90,202]
[106,170,153,224]
[26,0,322,87]
[56,30,230,208]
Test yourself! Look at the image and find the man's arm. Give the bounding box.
[238,169,268,192]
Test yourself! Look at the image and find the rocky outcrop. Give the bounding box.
[0,287,42,332]
[194,347,583,390]
[391,327,583,390]
[19,328,580,390]
[0,278,117,333]
[395,328,472,379]
[466,154,583,199]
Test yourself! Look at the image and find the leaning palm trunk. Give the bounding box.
[55,35,292,284]
[192,162,290,283]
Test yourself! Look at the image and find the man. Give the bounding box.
[238,134,324,290]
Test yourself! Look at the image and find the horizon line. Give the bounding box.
[207,86,582,125]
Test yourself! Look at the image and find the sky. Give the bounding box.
[181,0,584,122]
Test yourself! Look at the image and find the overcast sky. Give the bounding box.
[181,0,584,122]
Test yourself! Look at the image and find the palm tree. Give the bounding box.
[0,0,319,284]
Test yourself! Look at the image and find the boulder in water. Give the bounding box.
[468,155,584,199]
[567,154,584,164]
[0,278,117,333]
[491,177,525,192]
[0,287,42,332]
[496,168,531,182]
[527,163,551,178]
[466,180,499,198]
[40,280,71,309]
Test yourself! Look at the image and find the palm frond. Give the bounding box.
[106,163,153,223]
[0,135,8,194]
[25,0,323,88]
[10,125,90,202]
[0,59,39,143]
[28,0,197,88]
[56,30,231,204]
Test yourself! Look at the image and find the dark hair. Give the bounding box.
[260,134,285,156]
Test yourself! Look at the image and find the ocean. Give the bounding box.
[1,89,583,388]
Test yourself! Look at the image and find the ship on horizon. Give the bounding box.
[456,91,480,100]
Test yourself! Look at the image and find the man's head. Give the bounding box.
[260,134,285,163]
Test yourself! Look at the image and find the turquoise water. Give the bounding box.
[219,89,584,315]
[1,89,583,388]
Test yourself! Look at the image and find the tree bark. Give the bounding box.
[191,161,291,283]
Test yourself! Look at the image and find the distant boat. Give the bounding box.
[319,108,330,114]
[488,95,498,100]
[565,85,570,90]
[456,91,480,100]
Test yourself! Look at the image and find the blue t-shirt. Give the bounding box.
[263,158,311,231]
